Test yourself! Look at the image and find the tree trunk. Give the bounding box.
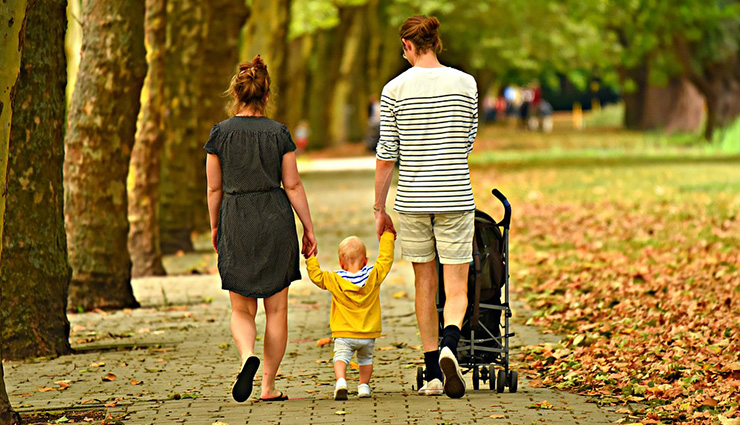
[159,0,203,254]
[620,61,705,132]
[307,14,353,148]
[282,35,312,134]
[0,346,21,424]
[674,39,740,140]
[331,5,368,145]
[64,0,147,311]
[128,0,167,278]
[1,0,72,360]
[375,0,405,95]
[191,0,249,231]
[0,1,29,421]
[240,0,290,123]
[620,62,649,130]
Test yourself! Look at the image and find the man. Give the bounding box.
[373,15,478,399]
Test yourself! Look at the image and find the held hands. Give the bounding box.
[374,209,397,240]
[301,229,318,259]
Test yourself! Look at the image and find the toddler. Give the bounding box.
[305,231,395,400]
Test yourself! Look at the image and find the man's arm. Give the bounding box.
[374,159,396,240]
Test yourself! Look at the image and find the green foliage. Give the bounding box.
[289,0,369,39]
[712,117,740,154]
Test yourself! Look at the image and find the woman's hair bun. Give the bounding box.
[251,54,266,70]
[226,55,272,116]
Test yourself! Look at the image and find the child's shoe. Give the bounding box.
[334,378,348,400]
[358,383,371,398]
[418,378,444,396]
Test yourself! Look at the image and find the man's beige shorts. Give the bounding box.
[397,211,474,264]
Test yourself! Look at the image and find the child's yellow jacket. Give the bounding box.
[305,232,395,339]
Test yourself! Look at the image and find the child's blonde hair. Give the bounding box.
[338,236,367,267]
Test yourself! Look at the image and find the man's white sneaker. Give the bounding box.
[417,378,444,396]
[439,346,466,398]
[334,378,348,400]
[358,383,371,398]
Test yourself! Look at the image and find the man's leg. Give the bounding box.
[413,261,439,352]
[441,263,469,354]
[413,261,445,384]
[434,211,475,399]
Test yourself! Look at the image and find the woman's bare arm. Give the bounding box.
[282,151,317,257]
[206,154,223,251]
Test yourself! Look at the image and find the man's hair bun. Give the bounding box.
[399,15,443,54]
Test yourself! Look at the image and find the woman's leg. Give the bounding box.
[229,291,258,363]
[260,286,289,398]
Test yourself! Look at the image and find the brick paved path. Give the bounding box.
[5,165,629,424]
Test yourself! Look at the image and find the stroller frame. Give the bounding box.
[415,189,518,393]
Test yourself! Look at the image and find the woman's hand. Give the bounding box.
[301,229,318,258]
[374,210,396,240]
[211,228,218,253]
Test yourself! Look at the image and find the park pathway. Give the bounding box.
[5,160,630,424]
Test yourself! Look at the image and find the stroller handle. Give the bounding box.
[491,189,511,229]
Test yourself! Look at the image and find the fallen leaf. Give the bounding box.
[530,400,553,409]
[90,362,105,368]
[102,373,116,382]
[38,387,56,392]
[349,361,359,370]
[130,380,143,385]
[718,415,740,425]
[392,291,408,299]
[378,346,396,351]
[316,337,332,347]
[105,402,117,407]
[334,411,347,415]
[490,414,505,419]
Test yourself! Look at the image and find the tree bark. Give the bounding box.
[64,0,147,311]
[1,0,72,360]
[282,35,312,134]
[159,0,203,254]
[191,0,249,230]
[620,61,704,132]
[0,1,29,421]
[674,38,740,140]
[331,5,368,144]
[307,13,353,148]
[240,0,290,123]
[128,0,167,278]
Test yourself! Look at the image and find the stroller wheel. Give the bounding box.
[496,369,506,393]
[416,366,424,390]
[508,370,518,393]
[472,366,480,390]
[481,366,489,382]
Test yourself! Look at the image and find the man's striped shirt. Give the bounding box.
[376,66,478,213]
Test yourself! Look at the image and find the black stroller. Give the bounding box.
[415,189,518,393]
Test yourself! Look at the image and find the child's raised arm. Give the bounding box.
[305,256,332,290]
[372,231,396,284]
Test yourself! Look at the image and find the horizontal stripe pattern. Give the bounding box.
[335,265,373,287]
[376,67,478,213]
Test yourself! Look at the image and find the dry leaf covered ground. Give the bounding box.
[472,147,740,425]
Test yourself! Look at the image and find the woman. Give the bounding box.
[374,15,478,399]
[205,55,317,402]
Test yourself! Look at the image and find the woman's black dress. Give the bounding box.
[204,116,301,298]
